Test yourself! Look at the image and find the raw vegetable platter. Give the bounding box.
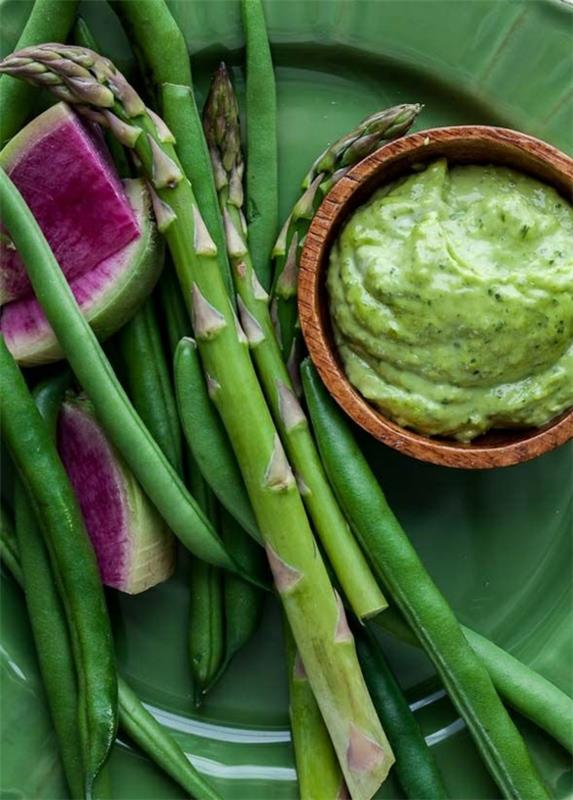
[0,1,571,799]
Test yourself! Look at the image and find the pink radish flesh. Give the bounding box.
[58,399,174,594]
[1,179,163,366]
[0,102,139,303]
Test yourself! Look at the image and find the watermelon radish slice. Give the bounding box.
[2,179,163,366]
[0,102,140,304]
[58,394,175,595]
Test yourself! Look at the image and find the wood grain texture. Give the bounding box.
[299,126,573,469]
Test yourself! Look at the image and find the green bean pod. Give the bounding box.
[0,509,222,800]
[241,0,278,289]
[301,359,549,800]
[117,297,183,476]
[216,508,265,681]
[0,0,79,146]
[189,558,225,703]
[187,460,225,703]
[157,267,190,357]
[118,677,222,800]
[0,169,239,575]
[0,505,22,586]
[284,624,344,800]
[0,352,117,796]
[355,627,447,799]
[373,607,573,755]
[174,337,261,544]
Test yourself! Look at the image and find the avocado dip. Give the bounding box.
[327,159,573,441]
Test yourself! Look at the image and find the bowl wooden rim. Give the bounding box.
[298,125,573,469]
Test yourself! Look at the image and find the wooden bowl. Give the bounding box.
[298,126,573,469]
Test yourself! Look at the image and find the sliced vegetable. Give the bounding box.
[2,179,163,366]
[0,102,139,304]
[0,168,240,575]
[58,393,175,595]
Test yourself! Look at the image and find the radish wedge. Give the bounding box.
[58,394,175,595]
[2,179,163,366]
[0,102,139,304]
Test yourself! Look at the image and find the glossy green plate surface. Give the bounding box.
[1,1,572,797]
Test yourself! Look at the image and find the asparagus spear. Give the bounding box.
[285,623,345,800]
[0,46,395,800]
[203,64,386,622]
[271,104,421,366]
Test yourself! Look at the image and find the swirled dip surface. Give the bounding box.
[327,159,573,441]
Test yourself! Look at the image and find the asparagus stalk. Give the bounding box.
[203,64,386,622]
[0,46,395,799]
[112,0,234,299]
[285,623,345,800]
[271,103,421,365]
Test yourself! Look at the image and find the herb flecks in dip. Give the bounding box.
[328,159,573,441]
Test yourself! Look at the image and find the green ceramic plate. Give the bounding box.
[1,1,572,797]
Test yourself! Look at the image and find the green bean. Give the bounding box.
[213,508,265,685]
[0,505,22,586]
[174,337,261,544]
[301,359,549,800]
[113,0,234,298]
[0,349,117,794]
[187,459,225,704]
[355,626,447,799]
[118,677,222,800]
[241,0,278,289]
[372,608,573,754]
[14,477,86,799]
[284,623,343,800]
[160,265,257,545]
[0,168,240,575]
[0,507,222,800]
[157,267,190,356]
[118,297,183,476]
[0,0,79,146]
